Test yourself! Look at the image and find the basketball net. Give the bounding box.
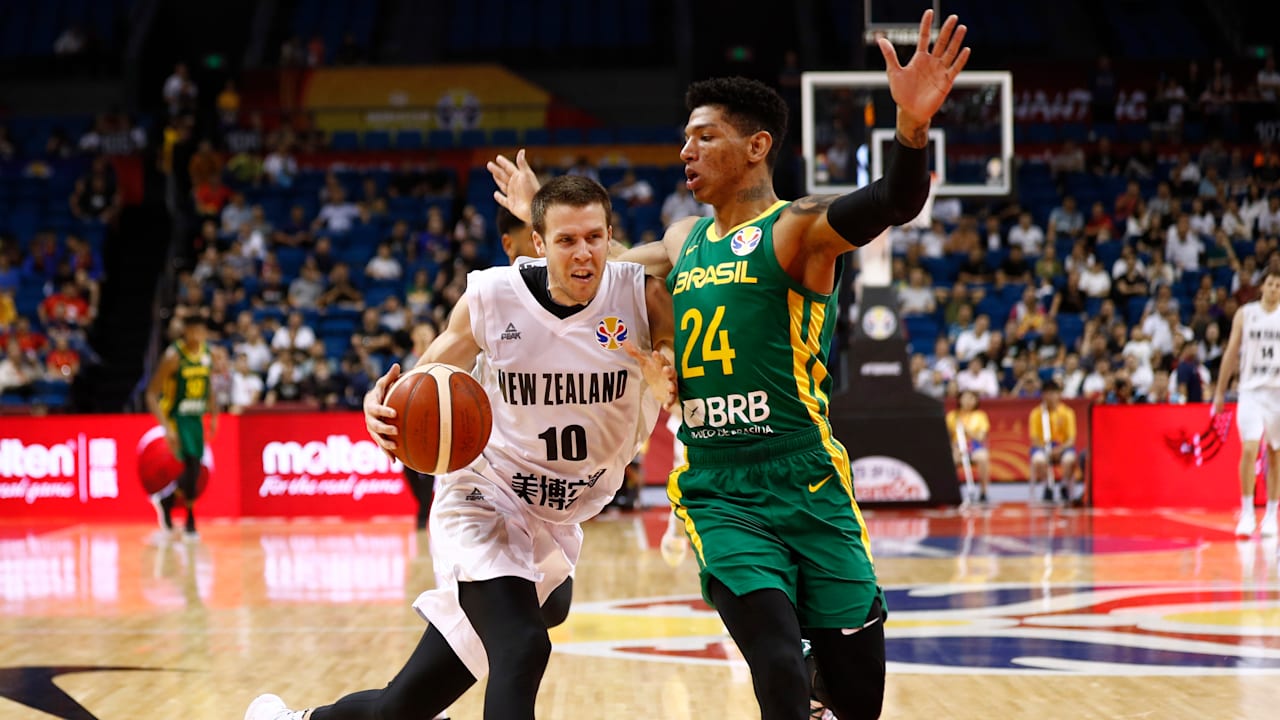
[859,172,939,287]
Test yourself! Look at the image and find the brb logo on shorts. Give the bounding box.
[595,317,628,350]
[730,226,763,256]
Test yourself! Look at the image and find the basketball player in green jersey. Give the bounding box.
[146,314,218,541]
[490,11,969,719]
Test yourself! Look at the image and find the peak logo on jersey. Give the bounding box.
[595,317,628,350]
[730,226,763,256]
[501,323,521,340]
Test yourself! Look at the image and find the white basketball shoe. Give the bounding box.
[244,694,306,720]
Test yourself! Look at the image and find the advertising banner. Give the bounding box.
[1091,403,1243,510]
[943,397,1093,483]
[0,414,240,521]
[302,65,550,132]
[1,412,419,520]
[237,412,415,518]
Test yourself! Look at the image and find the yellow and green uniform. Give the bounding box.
[162,341,211,460]
[666,202,882,628]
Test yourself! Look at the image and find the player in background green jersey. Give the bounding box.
[489,12,969,718]
[146,314,218,541]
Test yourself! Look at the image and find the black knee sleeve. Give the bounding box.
[540,577,573,628]
[807,596,887,720]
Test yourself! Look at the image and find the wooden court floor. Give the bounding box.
[2,505,1278,719]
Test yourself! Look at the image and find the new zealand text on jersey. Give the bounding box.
[497,369,629,406]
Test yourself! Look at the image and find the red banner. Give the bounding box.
[0,412,422,520]
[942,397,1092,483]
[1091,403,1245,510]
[237,412,414,518]
[0,414,240,521]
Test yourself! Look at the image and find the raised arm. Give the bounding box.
[778,11,969,258]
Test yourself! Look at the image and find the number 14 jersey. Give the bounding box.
[668,201,841,448]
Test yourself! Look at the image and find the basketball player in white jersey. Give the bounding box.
[1213,268,1280,538]
[246,176,675,720]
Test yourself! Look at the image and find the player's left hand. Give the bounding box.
[487,148,540,223]
[623,341,678,413]
[877,10,971,128]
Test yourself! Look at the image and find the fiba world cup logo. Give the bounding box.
[861,305,897,341]
[731,226,763,256]
[596,317,628,350]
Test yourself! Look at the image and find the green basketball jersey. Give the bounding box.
[164,341,211,418]
[667,201,842,448]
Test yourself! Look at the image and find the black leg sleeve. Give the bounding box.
[310,624,476,720]
[806,596,887,720]
[708,575,809,720]
[540,577,573,629]
[458,577,551,720]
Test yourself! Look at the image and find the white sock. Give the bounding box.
[1243,496,1255,514]
[1266,500,1279,518]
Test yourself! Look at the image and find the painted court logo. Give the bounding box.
[730,226,762,256]
[595,317,628,350]
[555,583,1280,675]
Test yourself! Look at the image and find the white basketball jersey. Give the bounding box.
[1238,301,1280,391]
[462,259,659,524]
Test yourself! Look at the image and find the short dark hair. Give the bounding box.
[496,205,526,236]
[1264,267,1280,283]
[685,76,789,170]
[1042,379,1062,393]
[530,175,612,236]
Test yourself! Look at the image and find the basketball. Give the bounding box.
[384,363,492,474]
[136,425,211,498]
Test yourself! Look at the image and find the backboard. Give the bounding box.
[800,70,1014,198]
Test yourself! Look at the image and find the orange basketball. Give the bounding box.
[384,363,493,474]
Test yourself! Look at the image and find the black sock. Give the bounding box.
[159,494,175,530]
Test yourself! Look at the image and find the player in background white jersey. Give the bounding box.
[1214,268,1280,538]
[246,176,676,720]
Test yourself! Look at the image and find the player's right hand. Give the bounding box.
[1211,395,1224,417]
[487,148,539,223]
[365,363,401,458]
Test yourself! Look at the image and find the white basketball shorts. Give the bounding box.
[1236,389,1280,450]
[411,461,582,679]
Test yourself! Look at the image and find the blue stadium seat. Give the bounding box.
[322,334,349,359]
[553,127,585,145]
[427,129,455,148]
[459,128,487,148]
[587,128,614,145]
[522,128,550,146]
[364,130,391,150]
[395,129,423,149]
[1126,293,1146,324]
[1057,314,1084,351]
[330,131,359,151]
[491,128,520,146]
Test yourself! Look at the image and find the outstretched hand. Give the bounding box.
[486,148,540,224]
[623,341,678,414]
[877,10,971,129]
